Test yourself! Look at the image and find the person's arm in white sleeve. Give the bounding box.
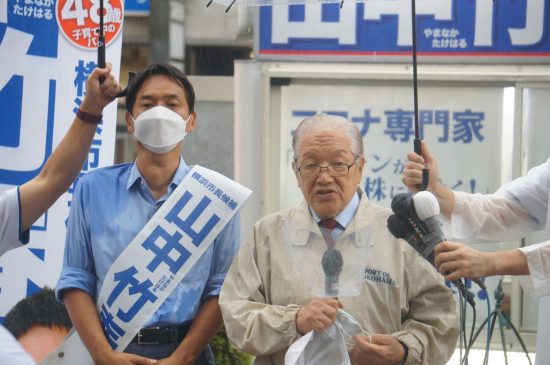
[434,241,529,282]
[403,141,541,241]
[519,242,550,297]
[404,141,550,295]
[447,191,537,242]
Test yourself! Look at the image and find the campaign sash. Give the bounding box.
[40,165,252,364]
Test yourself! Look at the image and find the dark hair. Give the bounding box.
[3,287,72,339]
[125,63,195,114]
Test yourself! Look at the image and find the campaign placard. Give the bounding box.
[0,0,123,319]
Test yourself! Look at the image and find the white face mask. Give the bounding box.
[132,106,191,155]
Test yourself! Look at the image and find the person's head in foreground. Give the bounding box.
[4,287,72,362]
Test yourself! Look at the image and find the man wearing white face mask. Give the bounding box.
[56,64,241,365]
[131,106,192,155]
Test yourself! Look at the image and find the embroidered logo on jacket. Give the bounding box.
[364,268,396,286]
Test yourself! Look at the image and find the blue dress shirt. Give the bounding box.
[56,158,241,326]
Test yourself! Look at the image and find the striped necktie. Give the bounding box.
[319,218,343,297]
[319,218,339,248]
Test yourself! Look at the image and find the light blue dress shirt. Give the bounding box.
[56,158,241,326]
[311,191,360,242]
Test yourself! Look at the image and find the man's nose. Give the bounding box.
[316,167,334,182]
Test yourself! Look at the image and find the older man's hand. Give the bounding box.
[296,298,343,334]
[350,334,406,365]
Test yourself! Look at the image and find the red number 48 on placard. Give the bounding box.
[56,0,123,50]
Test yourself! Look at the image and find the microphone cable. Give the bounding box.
[455,277,477,364]
[483,288,491,365]
[461,285,491,365]
[460,283,476,365]
[457,282,465,363]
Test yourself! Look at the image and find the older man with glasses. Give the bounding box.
[219,114,459,365]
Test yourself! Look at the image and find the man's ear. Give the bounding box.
[186,111,197,133]
[125,111,134,134]
[355,155,366,186]
[292,160,302,188]
[357,155,366,174]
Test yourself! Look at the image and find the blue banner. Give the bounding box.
[258,0,550,60]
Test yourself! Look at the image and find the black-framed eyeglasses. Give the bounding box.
[297,156,360,178]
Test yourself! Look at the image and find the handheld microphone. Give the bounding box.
[387,214,436,265]
[413,192,487,292]
[321,248,343,297]
[387,213,476,306]
[390,193,437,259]
[391,192,487,291]
[412,191,445,243]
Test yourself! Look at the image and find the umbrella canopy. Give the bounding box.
[209,0,381,11]
[210,0,360,7]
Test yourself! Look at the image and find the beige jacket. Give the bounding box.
[219,193,459,365]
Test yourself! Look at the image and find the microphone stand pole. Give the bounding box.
[470,278,532,365]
